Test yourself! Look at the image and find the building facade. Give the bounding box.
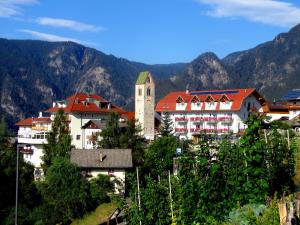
[156,89,269,140]
[70,149,133,193]
[135,71,155,140]
[16,93,134,172]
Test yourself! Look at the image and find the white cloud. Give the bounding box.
[36,17,104,32]
[19,29,84,43]
[0,0,37,18]
[197,0,300,27]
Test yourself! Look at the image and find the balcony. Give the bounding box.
[217,128,230,133]
[190,128,202,133]
[175,117,188,122]
[218,117,233,122]
[203,117,218,122]
[17,132,48,144]
[190,117,203,122]
[32,126,48,131]
[175,128,188,133]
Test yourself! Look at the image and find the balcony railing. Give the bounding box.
[189,128,232,133]
[175,117,188,122]
[175,128,188,133]
[190,128,202,133]
[32,126,48,131]
[190,117,203,122]
[218,117,233,122]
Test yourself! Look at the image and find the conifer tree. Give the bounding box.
[99,113,121,148]
[160,112,173,137]
[42,108,72,173]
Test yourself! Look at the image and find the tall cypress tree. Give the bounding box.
[160,112,173,137]
[42,109,72,173]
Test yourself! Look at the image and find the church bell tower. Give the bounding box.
[135,71,155,140]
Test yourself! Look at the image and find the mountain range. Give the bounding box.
[1,23,300,130]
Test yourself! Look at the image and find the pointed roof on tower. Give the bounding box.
[136,71,152,85]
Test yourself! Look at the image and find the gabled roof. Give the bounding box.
[15,117,51,126]
[136,71,152,85]
[46,93,126,114]
[70,149,133,169]
[156,88,268,112]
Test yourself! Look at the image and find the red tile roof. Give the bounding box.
[121,112,135,121]
[156,88,268,112]
[15,117,51,126]
[46,93,126,114]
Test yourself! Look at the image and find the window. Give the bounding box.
[147,87,151,96]
[138,88,142,96]
[76,135,81,140]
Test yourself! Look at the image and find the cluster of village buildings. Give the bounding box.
[15,71,300,190]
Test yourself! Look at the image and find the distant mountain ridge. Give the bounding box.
[1,23,300,130]
[163,23,300,101]
[0,38,186,129]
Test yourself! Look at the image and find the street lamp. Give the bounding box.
[15,146,21,225]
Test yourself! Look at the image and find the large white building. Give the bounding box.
[156,88,269,140]
[16,93,134,179]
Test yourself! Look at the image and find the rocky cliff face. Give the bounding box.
[167,23,300,101]
[0,39,186,130]
[2,23,300,130]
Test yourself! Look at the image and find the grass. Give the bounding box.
[71,201,118,225]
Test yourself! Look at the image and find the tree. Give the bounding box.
[0,119,40,224]
[95,113,146,166]
[38,157,91,225]
[99,113,122,148]
[144,136,177,178]
[120,119,145,166]
[160,112,173,137]
[127,176,171,225]
[42,108,72,173]
[90,174,113,205]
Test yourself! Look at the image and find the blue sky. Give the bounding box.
[1,0,300,64]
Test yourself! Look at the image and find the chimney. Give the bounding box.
[99,152,103,162]
[108,102,111,110]
[38,112,43,118]
[186,84,190,94]
[52,102,56,107]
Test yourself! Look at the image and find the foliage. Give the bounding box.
[90,174,113,205]
[38,157,91,225]
[0,119,40,224]
[225,198,279,225]
[144,136,177,178]
[160,111,173,137]
[120,119,145,167]
[122,115,295,224]
[95,113,146,166]
[42,108,72,173]
[99,113,122,148]
[127,176,171,225]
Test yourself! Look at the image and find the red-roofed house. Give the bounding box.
[156,88,269,140]
[15,93,134,175]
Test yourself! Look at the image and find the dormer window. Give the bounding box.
[191,96,200,103]
[205,95,214,102]
[219,95,230,102]
[176,96,184,103]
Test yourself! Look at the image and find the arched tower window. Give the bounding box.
[147,87,151,96]
[146,76,150,84]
